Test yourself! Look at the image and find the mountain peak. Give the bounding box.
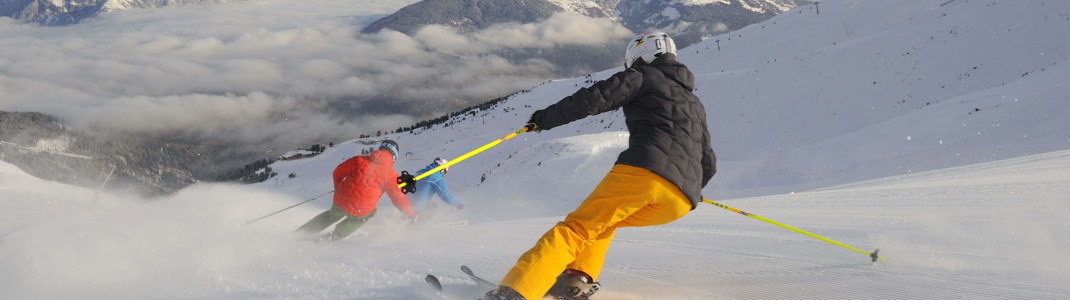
[361,0,564,35]
[1,0,229,25]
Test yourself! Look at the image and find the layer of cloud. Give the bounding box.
[0,0,634,150]
[416,13,636,52]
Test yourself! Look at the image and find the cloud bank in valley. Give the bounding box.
[0,0,633,150]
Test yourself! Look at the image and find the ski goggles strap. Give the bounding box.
[381,142,398,158]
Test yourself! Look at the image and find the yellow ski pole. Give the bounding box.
[396,127,529,192]
[703,198,886,262]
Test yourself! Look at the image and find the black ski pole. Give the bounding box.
[243,190,334,225]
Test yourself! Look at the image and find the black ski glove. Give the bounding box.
[397,171,416,194]
[525,111,544,133]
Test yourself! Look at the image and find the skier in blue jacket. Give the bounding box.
[411,158,463,214]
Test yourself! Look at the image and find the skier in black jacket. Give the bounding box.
[484,31,717,300]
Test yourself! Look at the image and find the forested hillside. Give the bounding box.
[0,111,266,195]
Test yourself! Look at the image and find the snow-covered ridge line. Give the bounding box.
[0,140,94,159]
[101,0,230,12]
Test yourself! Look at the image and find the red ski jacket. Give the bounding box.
[332,150,414,218]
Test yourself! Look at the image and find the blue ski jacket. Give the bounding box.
[411,162,461,211]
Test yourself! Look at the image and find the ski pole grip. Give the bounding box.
[397,171,416,194]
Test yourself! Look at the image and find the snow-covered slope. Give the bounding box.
[3,0,1070,299]
[3,143,1068,299]
[0,160,99,229]
[687,0,1070,198]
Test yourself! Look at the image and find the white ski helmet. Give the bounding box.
[624,31,677,68]
[434,157,449,174]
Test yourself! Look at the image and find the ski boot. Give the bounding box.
[482,286,526,300]
[546,269,601,300]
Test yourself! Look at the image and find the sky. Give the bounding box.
[0,0,634,150]
[2,0,1070,298]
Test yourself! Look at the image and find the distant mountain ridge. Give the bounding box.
[358,0,797,80]
[364,0,798,46]
[616,0,796,46]
[361,0,564,35]
[0,0,228,25]
[0,111,267,196]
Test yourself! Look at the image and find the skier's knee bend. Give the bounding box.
[558,219,598,241]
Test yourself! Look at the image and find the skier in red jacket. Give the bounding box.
[296,140,416,241]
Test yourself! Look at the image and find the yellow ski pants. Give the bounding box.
[500,164,692,300]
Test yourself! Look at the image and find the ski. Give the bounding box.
[429,266,600,299]
[444,220,469,227]
[425,274,443,292]
[423,266,495,292]
[424,267,495,298]
[461,265,498,289]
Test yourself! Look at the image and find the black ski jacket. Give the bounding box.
[531,54,716,209]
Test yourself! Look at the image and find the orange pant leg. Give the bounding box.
[500,164,691,300]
